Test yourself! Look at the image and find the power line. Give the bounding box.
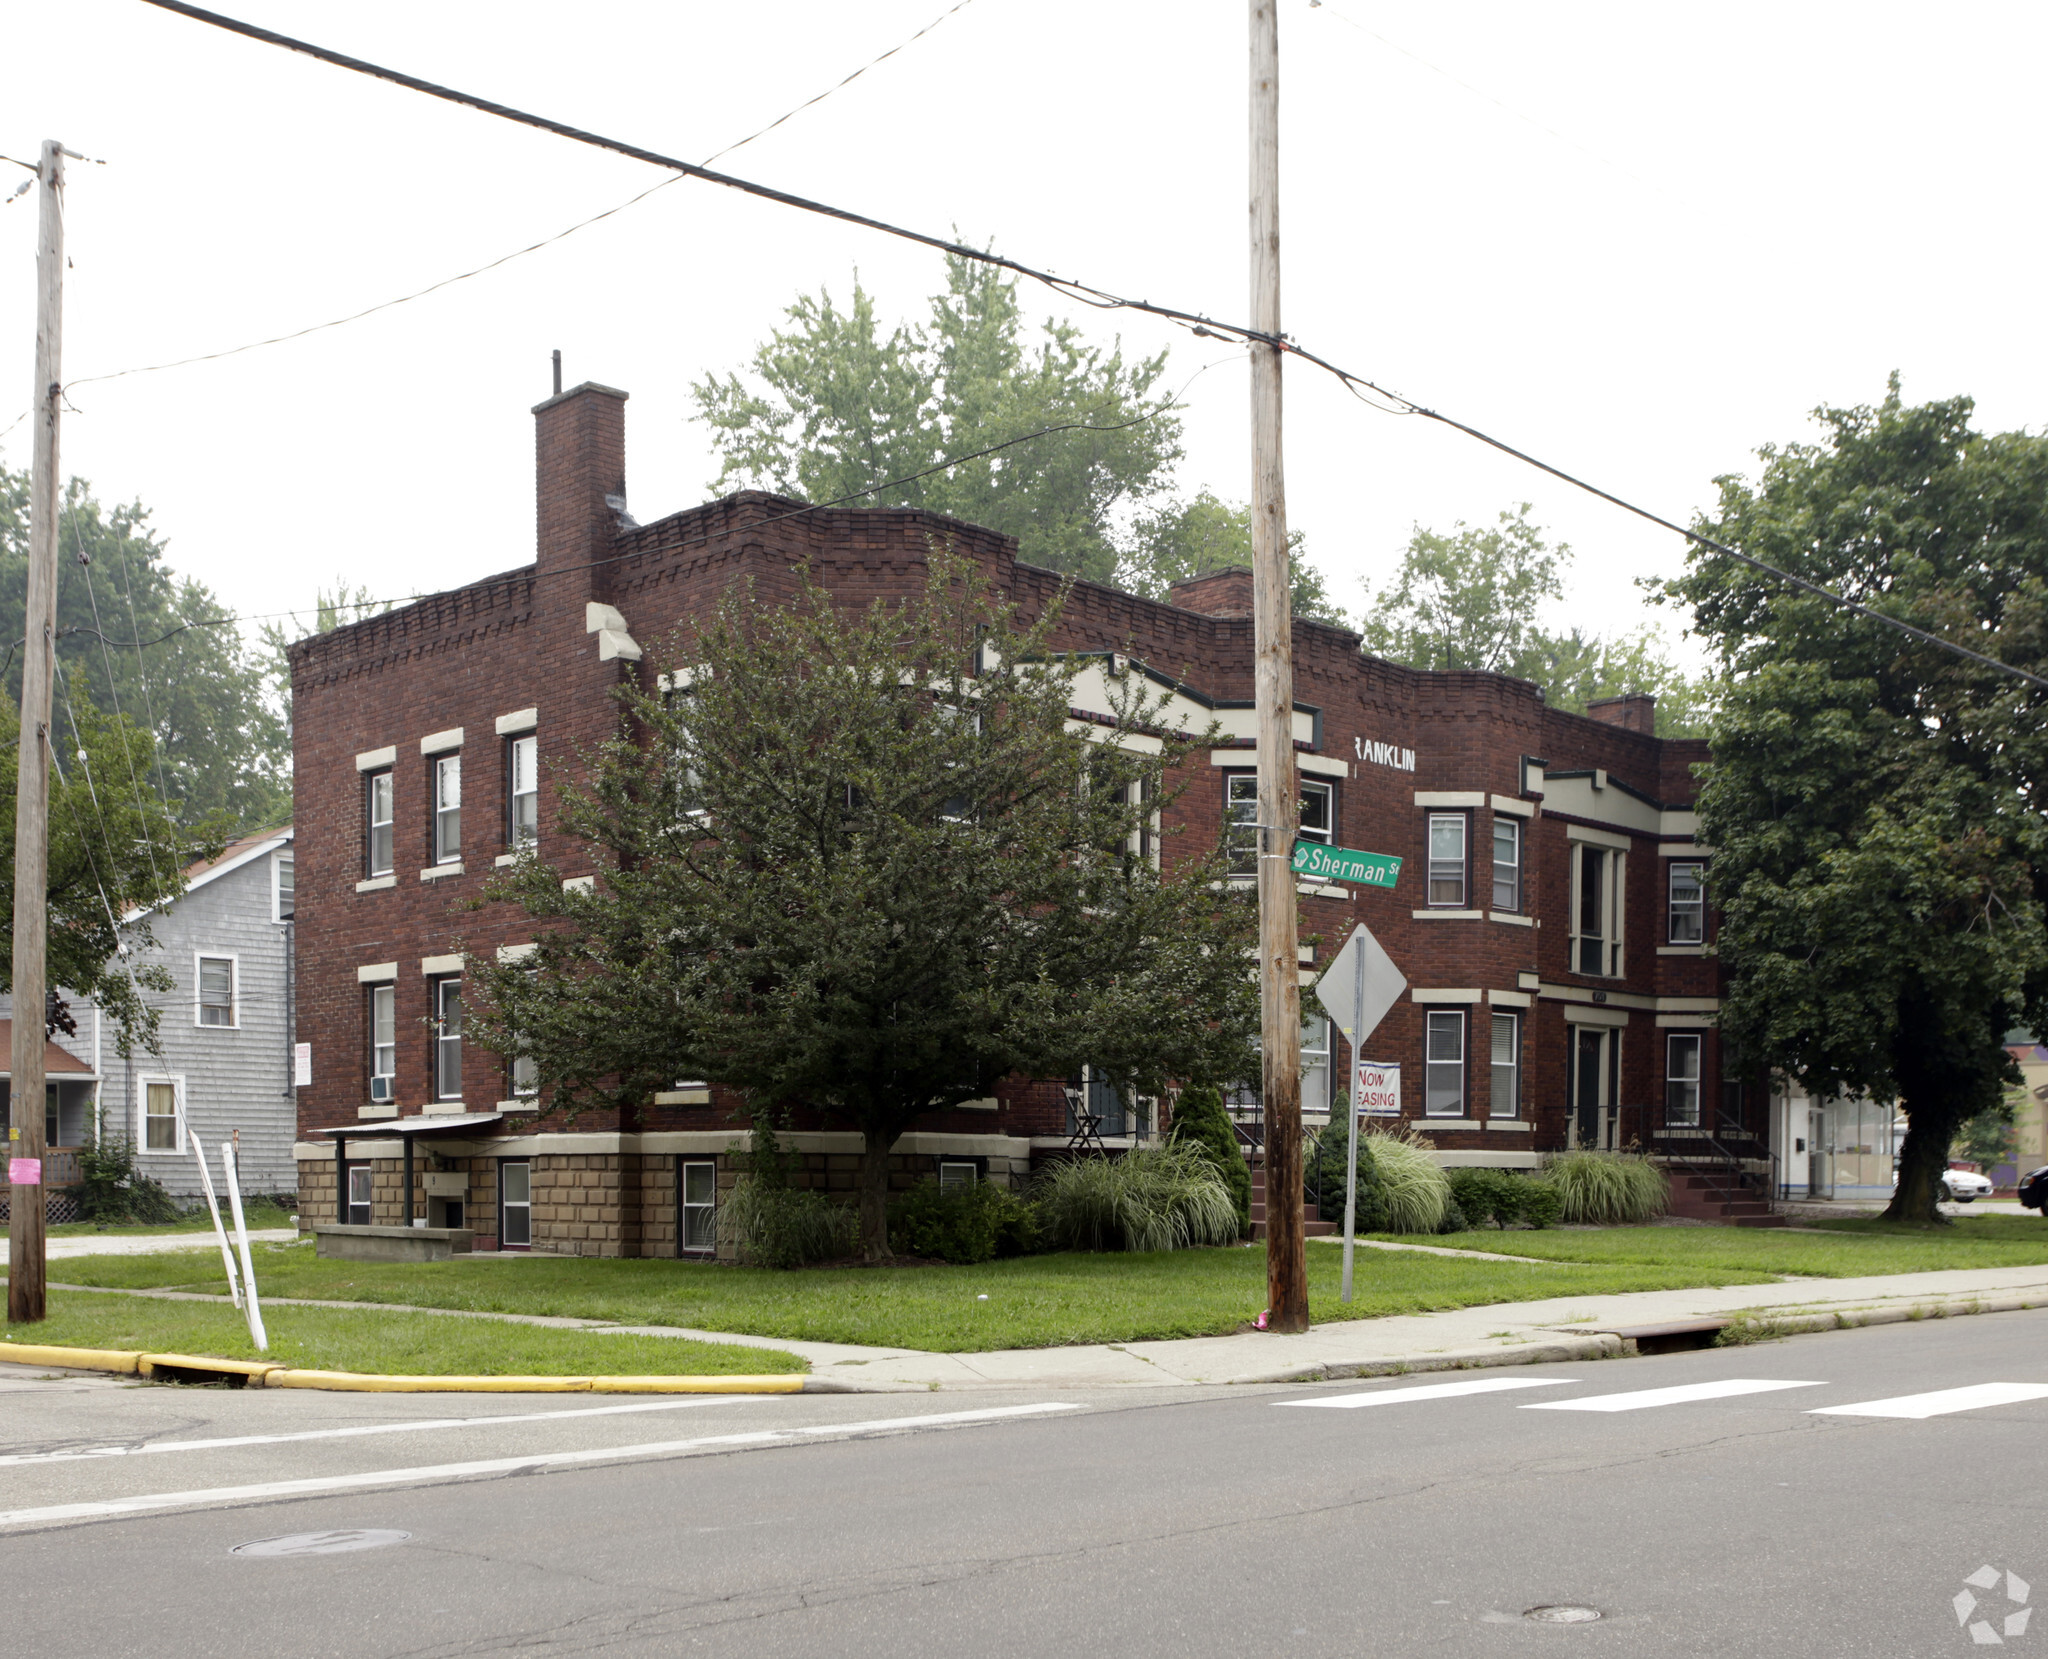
[138,0,2048,695]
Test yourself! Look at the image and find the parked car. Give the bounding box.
[2017,1167,2048,1211]
[1940,1169,1995,1203]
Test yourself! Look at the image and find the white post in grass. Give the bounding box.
[221,1131,266,1351]
[182,1113,242,1311]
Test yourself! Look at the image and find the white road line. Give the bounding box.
[1522,1378,1825,1413]
[1276,1377,1580,1410]
[0,1402,1084,1530]
[1809,1383,2048,1420]
[0,1396,749,1468]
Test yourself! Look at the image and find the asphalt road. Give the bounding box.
[5,1310,2047,1658]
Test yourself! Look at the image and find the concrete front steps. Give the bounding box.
[1248,1168,1338,1241]
[1667,1170,1788,1228]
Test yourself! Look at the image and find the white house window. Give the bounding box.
[680,1161,717,1251]
[366,771,394,877]
[433,753,462,864]
[499,1160,532,1249]
[508,735,538,848]
[1573,843,1626,976]
[1491,817,1521,911]
[1427,813,1467,907]
[433,978,463,1101]
[1301,1011,1331,1117]
[1666,1033,1703,1127]
[1298,778,1334,848]
[1668,860,1705,944]
[1425,1010,1466,1116]
[346,1165,373,1225]
[274,852,295,921]
[368,984,396,1103]
[1490,1011,1520,1119]
[938,1160,979,1194]
[1225,773,1259,877]
[197,956,236,1028]
[143,1079,180,1152]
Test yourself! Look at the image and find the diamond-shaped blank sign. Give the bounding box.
[1314,924,1407,1048]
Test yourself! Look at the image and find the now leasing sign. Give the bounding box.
[1354,1061,1401,1117]
[1292,840,1402,889]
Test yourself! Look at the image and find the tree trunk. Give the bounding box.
[1883,1106,1958,1225]
[858,1133,895,1261]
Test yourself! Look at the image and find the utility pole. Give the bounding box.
[1249,3,1307,1332]
[8,141,65,1325]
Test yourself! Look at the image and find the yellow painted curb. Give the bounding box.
[264,1371,808,1394]
[137,1353,289,1381]
[0,1343,144,1375]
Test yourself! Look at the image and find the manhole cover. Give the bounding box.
[1524,1605,1603,1624]
[232,1529,411,1558]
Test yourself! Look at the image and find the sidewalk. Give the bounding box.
[0,1229,297,1266]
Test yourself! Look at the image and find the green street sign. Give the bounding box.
[1292,840,1401,889]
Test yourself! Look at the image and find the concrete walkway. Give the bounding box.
[0,1229,296,1265]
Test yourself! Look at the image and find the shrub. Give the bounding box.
[74,1135,186,1225]
[1302,1112,1388,1234]
[1365,1125,1452,1234]
[1167,1083,1252,1235]
[1445,1167,1566,1230]
[718,1176,858,1268]
[1035,1143,1240,1253]
[1435,1195,1469,1234]
[1518,1178,1563,1229]
[888,1179,1041,1264]
[1542,1150,1670,1226]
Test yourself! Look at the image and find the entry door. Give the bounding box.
[1808,1108,1829,1198]
[1572,1028,1612,1149]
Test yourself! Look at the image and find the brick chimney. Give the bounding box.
[1587,693,1656,735]
[534,382,629,603]
[1167,565,1254,617]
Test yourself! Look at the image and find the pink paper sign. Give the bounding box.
[8,1157,42,1186]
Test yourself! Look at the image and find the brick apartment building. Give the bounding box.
[290,380,1740,1255]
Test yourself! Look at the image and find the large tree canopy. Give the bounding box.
[1118,489,1344,623]
[0,469,286,831]
[1359,504,1712,735]
[471,557,1261,1256]
[1668,382,2048,1221]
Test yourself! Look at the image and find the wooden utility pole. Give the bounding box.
[1249,3,1307,1332]
[7,141,65,1325]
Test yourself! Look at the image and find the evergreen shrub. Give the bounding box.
[888,1179,1041,1264]
[1167,1082,1252,1235]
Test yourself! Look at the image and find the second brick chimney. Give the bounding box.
[1167,565,1255,618]
[534,382,629,604]
[1587,692,1656,735]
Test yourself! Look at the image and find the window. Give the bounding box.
[1298,779,1334,847]
[433,978,463,1101]
[197,956,236,1027]
[1425,1010,1466,1116]
[680,1160,717,1252]
[1225,773,1259,877]
[1301,1012,1331,1117]
[938,1160,979,1194]
[368,984,396,1103]
[1427,813,1467,907]
[499,1160,531,1249]
[508,734,538,848]
[346,1165,373,1225]
[938,703,979,822]
[274,852,295,921]
[1666,1033,1703,1127]
[143,1080,179,1151]
[1491,817,1522,911]
[1668,860,1705,944]
[44,1085,58,1148]
[433,753,462,864]
[366,770,394,877]
[511,1050,539,1098]
[1573,843,1626,976]
[1490,1012,1520,1119]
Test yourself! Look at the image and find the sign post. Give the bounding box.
[1314,923,1408,1303]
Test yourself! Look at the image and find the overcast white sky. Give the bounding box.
[3,1,2044,662]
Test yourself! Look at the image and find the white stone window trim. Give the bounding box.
[420,863,466,881]
[420,727,465,756]
[1412,908,1482,921]
[356,874,397,894]
[495,709,539,736]
[1411,988,1483,1004]
[1489,794,1536,818]
[355,745,396,773]
[356,962,398,984]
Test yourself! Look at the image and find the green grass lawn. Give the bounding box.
[1400,1213,2048,1278]
[22,1237,1776,1352]
[0,1290,804,1376]
[46,1199,296,1238]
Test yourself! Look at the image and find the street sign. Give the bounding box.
[1292,840,1401,888]
[1314,923,1408,1048]
[1354,1060,1401,1116]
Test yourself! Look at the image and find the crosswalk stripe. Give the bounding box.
[1276,1377,1578,1410]
[1522,1378,1825,1413]
[1809,1383,2048,1420]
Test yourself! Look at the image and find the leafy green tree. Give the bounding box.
[258,579,396,740]
[1517,626,1717,736]
[692,254,1182,583]
[0,687,227,1051]
[1119,490,1345,623]
[0,469,286,831]
[470,555,1260,1257]
[1164,1081,1252,1234]
[1668,381,2048,1222]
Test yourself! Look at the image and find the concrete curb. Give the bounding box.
[1218,1334,1630,1386]
[1715,1292,2048,1343]
[0,1344,825,1394]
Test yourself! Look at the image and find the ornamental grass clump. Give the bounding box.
[718,1176,859,1268]
[1363,1124,1452,1234]
[1542,1150,1670,1226]
[1035,1143,1240,1253]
